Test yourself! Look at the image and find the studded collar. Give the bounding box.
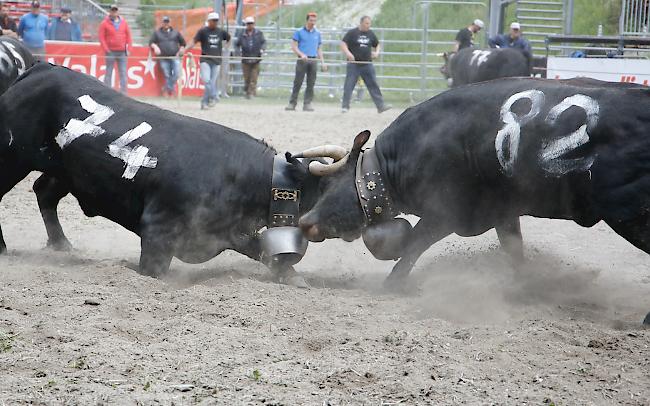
[355,148,398,226]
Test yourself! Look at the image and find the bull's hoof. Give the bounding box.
[383,272,409,293]
[46,238,73,252]
[644,312,650,326]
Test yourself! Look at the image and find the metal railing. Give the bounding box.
[620,0,650,36]
[41,0,107,41]
[220,25,458,101]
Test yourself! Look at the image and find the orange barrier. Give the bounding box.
[154,0,280,40]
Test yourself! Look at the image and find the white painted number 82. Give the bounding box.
[495,90,600,177]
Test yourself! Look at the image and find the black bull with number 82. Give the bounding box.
[0,62,332,284]
[299,77,650,323]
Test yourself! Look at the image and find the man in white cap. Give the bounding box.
[235,16,266,99]
[184,12,231,109]
[489,22,532,59]
[454,18,483,52]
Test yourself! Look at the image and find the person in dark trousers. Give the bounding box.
[149,15,186,97]
[184,12,231,110]
[285,12,327,112]
[454,18,484,52]
[340,16,390,114]
[0,3,18,37]
[489,22,532,60]
[47,7,82,41]
[99,4,132,94]
[17,1,48,57]
[235,16,265,99]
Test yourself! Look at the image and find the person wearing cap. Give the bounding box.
[47,6,82,41]
[234,16,266,99]
[0,3,18,38]
[285,12,327,112]
[149,16,186,97]
[184,12,231,109]
[454,19,484,52]
[99,4,133,94]
[489,22,532,59]
[17,1,48,57]
[340,16,390,114]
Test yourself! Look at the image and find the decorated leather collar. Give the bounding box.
[355,148,398,225]
[269,155,301,227]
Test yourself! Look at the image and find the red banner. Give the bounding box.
[45,40,204,97]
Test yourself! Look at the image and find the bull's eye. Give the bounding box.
[374,206,383,214]
[366,181,376,191]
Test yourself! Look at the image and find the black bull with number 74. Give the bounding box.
[0,62,336,284]
[298,77,650,323]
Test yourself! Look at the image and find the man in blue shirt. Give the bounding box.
[488,22,532,60]
[285,12,327,112]
[18,1,48,58]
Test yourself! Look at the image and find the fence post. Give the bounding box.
[379,28,384,88]
[420,3,430,98]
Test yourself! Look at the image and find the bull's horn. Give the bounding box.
[308,154,349,176]
[294,145,348,161]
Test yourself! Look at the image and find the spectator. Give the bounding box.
[0,3,17,37]
[340,16,390,114]
[454,19,484,52]
[235,16,265,99]
[184,12,231,110]
[99,4,132,94]
[17,1,48,57]
[149,15,185,97]
[488,22,532,60]
[47,7,82,41]
[285,12,327,112]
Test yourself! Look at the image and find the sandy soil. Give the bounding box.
[1,98,649,405]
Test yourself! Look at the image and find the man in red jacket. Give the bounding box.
[99,4,132,94]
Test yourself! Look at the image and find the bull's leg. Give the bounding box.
[33,174,73,251]
[495,217,524,264]
[385,219,451,286]
[0,164,32,254]
[604,215,650,325]
[233,234,309,288]
[138,224,174,277]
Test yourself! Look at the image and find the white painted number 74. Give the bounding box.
[55,95,158,180]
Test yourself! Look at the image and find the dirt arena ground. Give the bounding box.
[1,97,649,405]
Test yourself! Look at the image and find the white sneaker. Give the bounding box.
[341,108,349,113]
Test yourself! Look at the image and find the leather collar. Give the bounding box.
[355,148,398,225]
[269,155,301,227]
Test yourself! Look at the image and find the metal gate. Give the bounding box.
[620,0,650,36]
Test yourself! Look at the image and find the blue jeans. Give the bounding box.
[200,61,220,105]
[159,58,181,93]
[104,51,128,93]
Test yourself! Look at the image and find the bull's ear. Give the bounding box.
[285,151,309,180]
[351,130,371,152]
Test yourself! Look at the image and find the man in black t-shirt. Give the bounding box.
[184,12,231,109]
[150,16,186,97]
[454,19,484,52]
[340,16,390,113]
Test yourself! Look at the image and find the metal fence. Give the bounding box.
[222,25,461,102]
[620,0,650,36]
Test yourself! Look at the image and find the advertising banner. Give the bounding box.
[547,57,650,86]
[45,41,205,97]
